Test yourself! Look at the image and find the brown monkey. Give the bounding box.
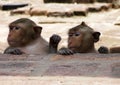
[98,46,120,53]
[4,18,61,55]
[58,21,101,55]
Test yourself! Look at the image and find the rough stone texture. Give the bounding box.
[88,3,112,12]
[111,63,120,77]
[0,53,119,84]
[0,62,33,76]
[10,3,113,16]
[44,63,100,76]
[74,0,96,3]
[97,0,114,3]
[0,53,119,78]
[44,0,115,3]
[44,0,96,3]
[44,0,73,3]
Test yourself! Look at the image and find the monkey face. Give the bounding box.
[8,24,27,47]
[7,18,43,49]
[67,21,101,53]
[68,30,84,52]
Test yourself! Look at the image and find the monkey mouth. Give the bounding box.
[69,47,78,49]
[69,47,77,50]
[8,41,17,45]
[69,47,80,52]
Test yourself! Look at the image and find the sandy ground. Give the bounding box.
[0,76,119,85]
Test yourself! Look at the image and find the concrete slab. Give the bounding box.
[0,53,119,78]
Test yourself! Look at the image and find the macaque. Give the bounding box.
[4,18,61,55]
[58,22,101,55]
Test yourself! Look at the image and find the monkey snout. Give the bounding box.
[8,34,12,37]
[68,41,73,48]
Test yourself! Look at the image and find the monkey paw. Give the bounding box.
[98,46,109,54]
[4,48,24,55]
[58,47,74,55]
[50,34,61,47]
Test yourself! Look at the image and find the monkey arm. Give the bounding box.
[4,47,24,55]
[49,34,61,53]
[58,47,74,55]
[110,47,120,53]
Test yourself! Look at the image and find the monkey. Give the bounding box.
[98,46,120,53]
[58,21,101,55]
[4,18,61,55]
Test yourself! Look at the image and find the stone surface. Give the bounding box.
[0,53,119,84]
[10,3,114,16]
[0,54,119,78]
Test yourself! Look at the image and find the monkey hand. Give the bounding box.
[98,46,109,54]
[50,34,61,47]
[4,47,24,55]
[58,47,74,55]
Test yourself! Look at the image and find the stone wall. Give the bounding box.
[44,0,73,3]
[74,0,96,3]
[44,0,115,3]
[96,0,114,3]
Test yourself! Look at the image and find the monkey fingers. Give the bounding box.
[98,46,109,54]
[4,48,24,55]
[49,34,61,53]
[50,34,61,47]
[58,47,74,55]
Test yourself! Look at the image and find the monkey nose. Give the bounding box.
[68,41,72,46]
[8,34,11,37]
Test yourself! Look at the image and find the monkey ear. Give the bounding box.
[33,26,42,36]
[93,32,101,42]
[81,21,86,26]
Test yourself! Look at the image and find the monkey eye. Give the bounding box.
[9,26,13,30]
[9,26,20,31]
[14,27,20,30]
[75,32,80,36]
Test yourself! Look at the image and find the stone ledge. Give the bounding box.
[0,53,119,78]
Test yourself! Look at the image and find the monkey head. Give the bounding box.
[7,18,42,47]
[68,21,101,53]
